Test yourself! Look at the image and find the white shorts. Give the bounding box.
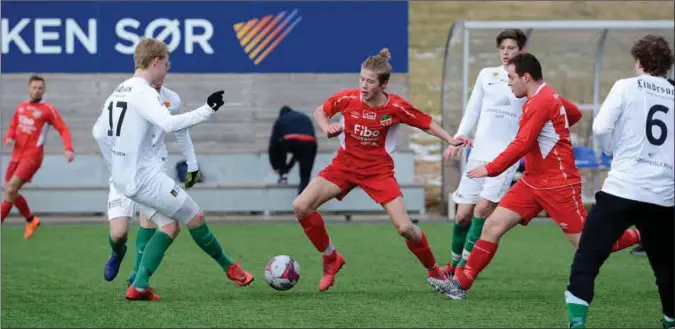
[452,159,519,204]
[108,180,136,220]
[128,171,200,226]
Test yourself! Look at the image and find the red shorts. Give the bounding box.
[318,165,403,205]
[499,180,586,234]
[5,158,42,183]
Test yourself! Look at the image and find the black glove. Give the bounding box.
[184,170,202,189]
[207,90,225,111]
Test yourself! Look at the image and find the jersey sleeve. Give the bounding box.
[45,103,74,152]
[136,90,214,133]
[455,70,484,137]
[322,90,353,118]
[560,97,583,127]
[485,98,552,176]
[394,101,432,130]
[4,106,20,141]
[592,80,626,155]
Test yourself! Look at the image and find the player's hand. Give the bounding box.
[184,170,201,189]
[207,90,225,111]
[64,150,75,163]
[3,138,14,147]
[443,145,463,161]
[325,123,343,138]
[454,135,473,148]
[466,165,488,178]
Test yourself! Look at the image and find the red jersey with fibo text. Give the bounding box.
[4,101,73,161]
[323,89,432,176]
[485,84,582,189]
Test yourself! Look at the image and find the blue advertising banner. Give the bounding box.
[0,1,409,73]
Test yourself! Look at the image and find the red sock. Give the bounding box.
[13,195,33,220]
[1,200,14,222]
[611,228,640,252]
[456,239,499,290]
[298,211,330,253]
[405,230,437,270]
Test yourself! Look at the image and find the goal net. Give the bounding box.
[440,20,674,215]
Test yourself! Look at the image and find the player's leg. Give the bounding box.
[1,159,42,238]
[127,210,157,286]
[103,182,136,281]
[441,181,541,299]
[379,193,448,289]
[455,162,515,276]
[636,204,675,328]
[292,166,350,292]
[446,162,484,275]
[563,191,638,328]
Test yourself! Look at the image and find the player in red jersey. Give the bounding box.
[430,53,640,299]
[1,75,75,238]
[292,48,464,293]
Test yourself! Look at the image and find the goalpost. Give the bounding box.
[440,20,675,218]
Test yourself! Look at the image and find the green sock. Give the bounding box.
[663,315,675,329]
[567,303,588,328]
[189,223,234,271]
[457,217,485,267]
[129,226,157,280]
[451,223,470,267]
[108,235,127,257]
[133,231,173,290]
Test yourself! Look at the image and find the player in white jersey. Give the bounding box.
[564,35,674,329]
[100,38,254,301]
[93,84,203,285]
[443,29,528,276]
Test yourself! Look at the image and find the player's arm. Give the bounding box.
[396,103,463,146]
[592,80,625,155]
[560,97,583,127]
[45,104,74,153]
[315,91,349,137]
[4,108,19,144]
[485,100,551,176]
[136,90,221,133]
[455,70,485,137]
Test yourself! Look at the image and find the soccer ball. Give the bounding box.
[264,255,301,291]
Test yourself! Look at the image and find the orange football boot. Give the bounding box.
[319,251,345,292]
[227,261,254,286]
[23,216,41,239]
[125,286,160,301]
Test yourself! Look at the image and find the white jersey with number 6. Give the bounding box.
[99,77,214,196]
[593,74,675,207]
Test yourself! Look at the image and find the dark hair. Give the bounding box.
[28,75,45,85]
[496,29,527,50]
[507,53,543,81]
[631,34,673,77]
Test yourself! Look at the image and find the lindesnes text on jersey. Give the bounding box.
[637,79,675,96]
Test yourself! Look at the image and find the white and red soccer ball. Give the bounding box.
[264,255,301,291]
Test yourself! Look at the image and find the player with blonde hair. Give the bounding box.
[97,38,254,301]
[292,48,465,292]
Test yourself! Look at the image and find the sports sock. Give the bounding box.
[133,231,174,290]
[565,290,589,328]
[13,195,33,221]
[189,222,234,270]
[456,239,498,290]
[108,234,127,257]
[1,200,14,222]
[451,222,470,267]
[405,230,437,270]
[298,211,331,253]
[457,217,485,267]
[130,226,156,279]
[611,228,640,252]
[664,315,675,328]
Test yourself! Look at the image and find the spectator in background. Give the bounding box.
[268,106,317,195]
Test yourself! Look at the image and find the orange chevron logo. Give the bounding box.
[233,9,303,65]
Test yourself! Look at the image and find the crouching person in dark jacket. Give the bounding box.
[268,106,317,195]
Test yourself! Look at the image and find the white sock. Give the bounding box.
[565,290,589,306]
[665,315,674,322]
[323,241,335,255]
